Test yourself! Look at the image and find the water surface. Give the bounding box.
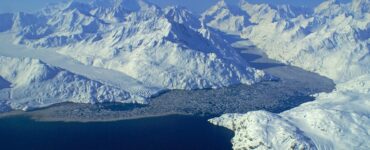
[0,115,233,150]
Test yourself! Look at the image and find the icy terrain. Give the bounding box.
[0,0,266,111]
[210,75,370,150]
[0,0,368,148]
[0,0,265,89]
[0,55,144,111]
[208,0,370,149]
[203,0,369,82]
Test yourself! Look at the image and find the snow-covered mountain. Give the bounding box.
[210,74,370,150]
[202,0,310,36]
[207,0,370,149]
[0,0,265,90]
[201,0,251,35]
[0,0,266,111]
[203,0,369,82]
[0,56,144,111]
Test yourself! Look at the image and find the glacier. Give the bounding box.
[0,0,266,111]
[208,0,370,149]
[0,55,143,111]
[3,0,266,89]
[0,0,368,148]
[203,0,369,82]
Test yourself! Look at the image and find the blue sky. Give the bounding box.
[0,0,352,14]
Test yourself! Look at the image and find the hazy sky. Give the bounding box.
[0,0,352,14]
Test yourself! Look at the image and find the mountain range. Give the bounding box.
[0,0,266,110]
[207,0,369,149]
[0,0,369,149]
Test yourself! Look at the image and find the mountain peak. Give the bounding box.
[314,0,344,16]
[62,1,91,14]
[164,6,201,29]
[351,0,369,13]
[217,0,227,6]
[90,0,144,11]
[0,0,266,93]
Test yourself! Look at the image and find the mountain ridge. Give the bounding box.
[207,0,370,149]
[0,0,267,111]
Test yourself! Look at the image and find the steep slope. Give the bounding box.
[201,0,251,35]
[210,75,370,150]
[203,0,369,82]
[244,0,369,82]
[202,0,308,36]
[0,56,142,111]
[210,112,316,150]
[164,6,201,30]
[208,0,370,149]
[0,0,266,91]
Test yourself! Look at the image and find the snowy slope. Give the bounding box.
[0,31,163,99]
[0,0,268,111]
[210,75,370,150]
[242,0,369,82]
[208,0,370,149]
[203,0,369,82]
[201,0,251,35]
[0,56,144,111]
[209,112,316,150]
[0,0,266,91]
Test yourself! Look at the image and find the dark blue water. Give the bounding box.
[0,115,233,150]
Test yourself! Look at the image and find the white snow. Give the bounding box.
[201,0,251,35]
[0,33,162,100]
[0,0,266,111]
[210,75,370,150]
[0,1,368,148]
[1,0,266,90]
[0,55,143,111]
[203,0,369,82]
[208,0,370,149]
[209,112,316,150]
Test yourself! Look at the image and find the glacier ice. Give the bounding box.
[0,0,266,90]
[0,0,267,111]
[203,0,369,82]
[0,56,144,111]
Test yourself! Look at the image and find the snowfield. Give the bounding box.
[0,0,266,111]
[203,0,369,82]
[210,75,370,150]
[1,0,266,90]
[208,0,370,149]
[0,56,143,111]
[0,0,368,148]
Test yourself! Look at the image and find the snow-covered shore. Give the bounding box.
[210,75,370,149]
[208,0,370,149]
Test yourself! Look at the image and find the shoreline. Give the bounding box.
[30,112,193,123]
[0,109,194,123]
[0,40,335,124]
